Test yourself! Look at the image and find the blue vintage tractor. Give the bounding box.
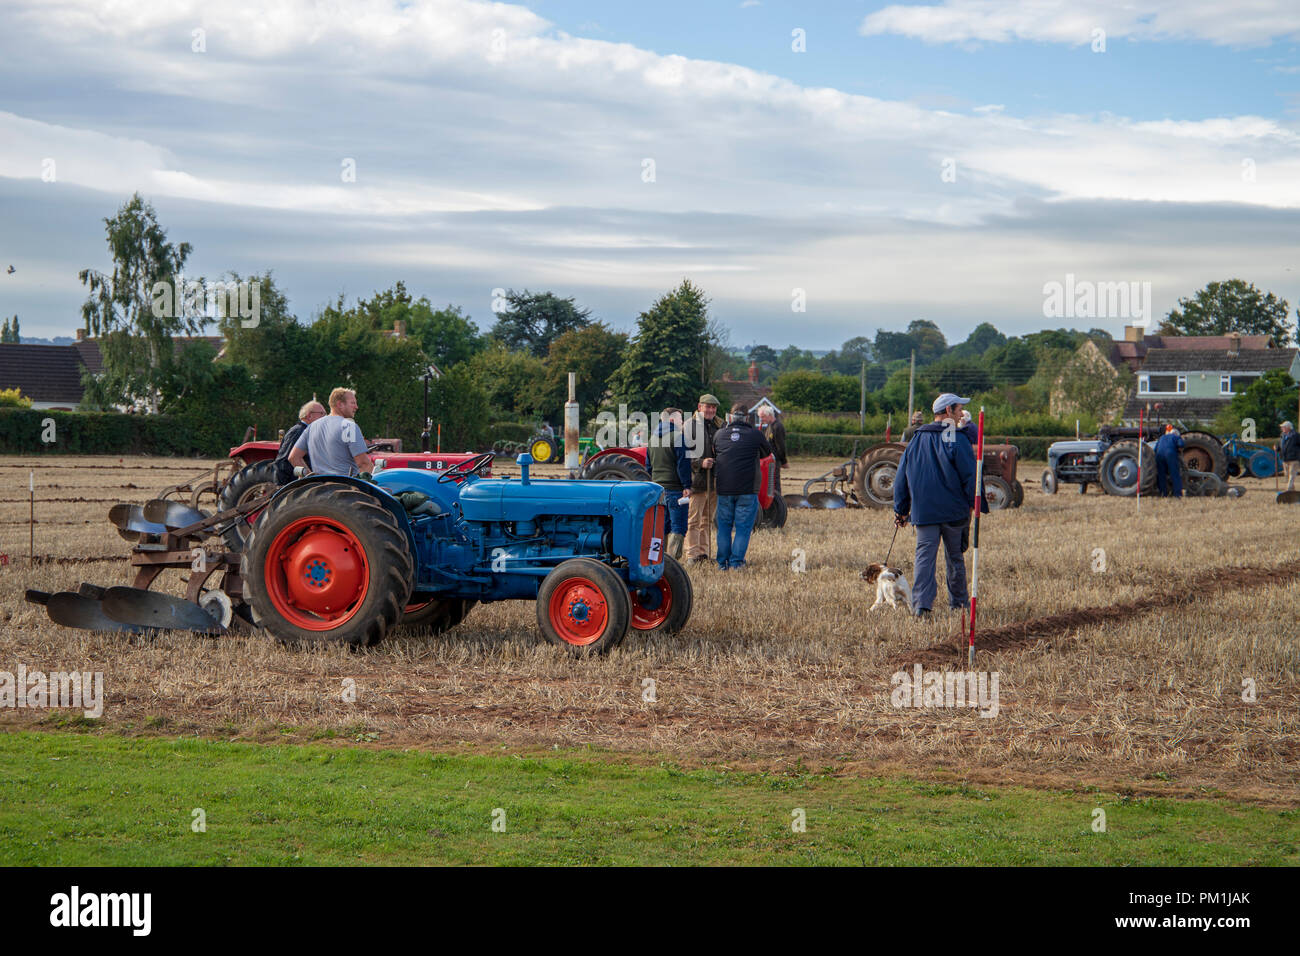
[241,453,691,654]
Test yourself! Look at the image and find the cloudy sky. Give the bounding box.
[2,0,1299,349]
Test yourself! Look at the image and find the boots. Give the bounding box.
[666,533,684,560]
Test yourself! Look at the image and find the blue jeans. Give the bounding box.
[913,521,969,612]
[715,494,759,569]
[666,498,689,536]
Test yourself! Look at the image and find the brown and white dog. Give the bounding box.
[861,563,911,612]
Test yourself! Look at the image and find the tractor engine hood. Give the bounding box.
[1048,440,1104,455]
[458,477,663,524]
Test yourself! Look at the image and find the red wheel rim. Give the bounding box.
[264,516,369,631]
[548,576,609,646]
[630,578,672,630]
[404,600,432,614]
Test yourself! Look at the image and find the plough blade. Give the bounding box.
[77,582,108,600]
[100,587,226,633]
[808,491,848,509]
[24,589,149,633]
[783,494,813,509]
[142,499,210,533]
[108,503,168,541]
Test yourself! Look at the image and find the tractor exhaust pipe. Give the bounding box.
[564,371,581,476]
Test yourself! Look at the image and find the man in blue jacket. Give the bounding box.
[893,393,977,618]
[1154,424,1184,498]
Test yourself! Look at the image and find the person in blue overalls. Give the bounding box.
[1154,424,1185,498]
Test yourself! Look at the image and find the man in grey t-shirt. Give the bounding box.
[288,387,375,478]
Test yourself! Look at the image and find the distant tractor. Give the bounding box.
[579,445,786,528]
[525,433,599,465]
[850,439,1025,511]
[1042,425,1228,497]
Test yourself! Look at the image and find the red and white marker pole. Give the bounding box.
[1137,407,1144,512]
[968,408,985,669]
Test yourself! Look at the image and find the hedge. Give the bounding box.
[785,432,1077,461]
[0,409,230,457]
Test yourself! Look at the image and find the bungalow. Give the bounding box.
[1121,336,1300,425]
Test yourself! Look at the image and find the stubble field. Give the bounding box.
[1,452,1297,813]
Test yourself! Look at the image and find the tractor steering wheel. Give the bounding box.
[437,452,495,484]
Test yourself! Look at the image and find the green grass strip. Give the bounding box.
[1,731,1295,866]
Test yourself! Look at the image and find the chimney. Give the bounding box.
[748,359,758,385]
[75,328,85,342]
[393,320,406,339]
[1124,325,1143,343]
[1228,332,1241,356]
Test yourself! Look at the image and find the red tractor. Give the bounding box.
[159,434,489,550]
[578,445,785,528]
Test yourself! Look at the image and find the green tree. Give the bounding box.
[158,339,257,449]
[907,320,948,363]
[925,357,993,396]
[536,322,628,420]
[1214,368,1299,438]
[490,290,592,357]
[466,344,547,419]
[608,279,712,412]
[873,329,914,363]
[947,322,1005,359]
[0,316,18,343]
[407,302,482,370]
[985,339,1038,385]
[776,345,817,373]
[426,364,491,451]
[772,370,861,412]
[78,193,198,411]
[1160,279,1295,347]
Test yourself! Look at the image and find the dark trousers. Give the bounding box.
[1156,455,1182,497]
[665,498,689,535]
[912,521,969,612]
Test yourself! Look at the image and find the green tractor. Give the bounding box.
[527,432,600,465]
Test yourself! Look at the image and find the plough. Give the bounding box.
[25,494,269,634]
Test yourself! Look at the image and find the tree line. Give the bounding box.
[29,193,1300,451]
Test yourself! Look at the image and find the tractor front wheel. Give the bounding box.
[537,558,631,655]
[245,482,413,647]
[629,554,692,636]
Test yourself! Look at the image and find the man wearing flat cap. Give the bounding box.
[682,393,726,565]
[893,392,983,618]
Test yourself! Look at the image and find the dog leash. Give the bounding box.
[884,523,899,567]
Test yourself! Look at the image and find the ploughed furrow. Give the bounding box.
[893,558,1300,667]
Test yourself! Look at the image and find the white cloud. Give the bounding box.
[2,0,1300,344]
[861,0,1300,47]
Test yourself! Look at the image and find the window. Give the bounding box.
[1140,374,1185,395]
[1221,373,1258,396]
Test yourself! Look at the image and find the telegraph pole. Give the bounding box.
[906,350,916,424]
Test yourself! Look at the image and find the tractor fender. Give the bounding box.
[584,446,648,468]
[276,474,419,569]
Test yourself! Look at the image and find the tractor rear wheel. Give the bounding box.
[629,555,692,637]
[245,482,413,647]
[399,597,477,634]
[1181,432,1228,479]
[982,475,1014,510]
[755,492,787,530]
[1010,478,1025,508]
[854,444,904,509]
[581,453,651,482]
[217,460,278,551]
[537,558,631,655]
[1098,441,1156,497]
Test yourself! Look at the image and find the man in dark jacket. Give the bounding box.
[682,394,726,564]
[713,402,774,570]
[274,400,326,485]
[1154,425,1185,498]
[1279,421,1298,492]
[757,405,787,493]
[893,393,976,617]
[649,408,692,559]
